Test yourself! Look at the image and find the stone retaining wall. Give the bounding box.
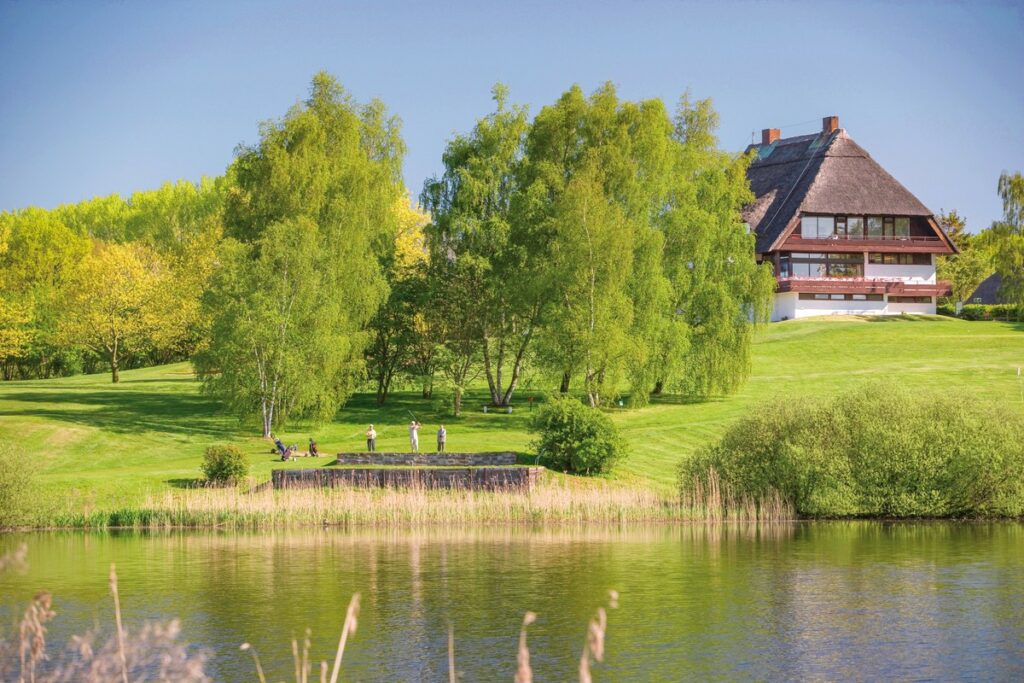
[272,466,541,491]
[333,451,518,466]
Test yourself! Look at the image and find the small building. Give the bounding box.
[966,273,1004,305]
[743,116,956,321]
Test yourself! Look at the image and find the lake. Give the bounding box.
[2,523,1023,681]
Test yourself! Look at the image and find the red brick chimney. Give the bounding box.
[761,128,780,145]
[822,115,839,134]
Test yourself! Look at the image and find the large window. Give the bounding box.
[867,216,884,238]
[801,215,836,239]
[895,217,910,238]
[780,252,864,278]
[847,216,864,238]
[802,215,917,240]
[868,253,931,265]
[890,296,933,304]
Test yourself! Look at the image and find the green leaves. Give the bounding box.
[197,73,405,434]
[682,382,1024,517]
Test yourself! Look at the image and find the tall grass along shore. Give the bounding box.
[39,472,792,529]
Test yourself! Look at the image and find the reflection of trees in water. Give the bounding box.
[4,524,1022,681]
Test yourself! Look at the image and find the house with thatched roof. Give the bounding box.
[743,116,956,321]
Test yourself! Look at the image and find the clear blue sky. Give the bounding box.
[1,0,1021,230]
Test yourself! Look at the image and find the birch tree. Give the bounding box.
[195,72,404,434]
[421,85,536,407]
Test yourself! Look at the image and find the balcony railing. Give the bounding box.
[776,277,952,296]
[791,233,942,243]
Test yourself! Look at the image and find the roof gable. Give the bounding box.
[743,130,940,253]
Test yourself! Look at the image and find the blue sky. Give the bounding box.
[1,0,1021,230]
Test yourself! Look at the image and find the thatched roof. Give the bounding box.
[743,129,938,253]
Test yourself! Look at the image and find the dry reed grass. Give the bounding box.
[47,469,792,528]
[1,546,210,682]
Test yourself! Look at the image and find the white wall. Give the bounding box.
[772,293,797,321]
[886,300,937,315]
[791,298,888,319]
[772,294,936,321]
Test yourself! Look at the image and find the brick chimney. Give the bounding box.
[761,128,780,145]
[822,115,839,134]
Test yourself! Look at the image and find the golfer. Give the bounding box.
[437,425,447,452]
[409,420,421,452]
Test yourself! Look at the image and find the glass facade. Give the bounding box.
[798,214,924,241]
[868,253,931,265]
[779,252,864,278]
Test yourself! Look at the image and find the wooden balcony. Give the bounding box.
[777,277,952,296]
[781,234,953,254]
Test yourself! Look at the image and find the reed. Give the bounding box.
[42,472,793,529]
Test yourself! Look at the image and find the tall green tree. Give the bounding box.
[195,72,405,435]
[366,195,430,405]
[651,94,774,399]
[421,85,537,408]
[0,207,90,379]
[989,171,1024,311]
[521,83,676,405]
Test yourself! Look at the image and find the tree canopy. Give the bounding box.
[194,72,405,435]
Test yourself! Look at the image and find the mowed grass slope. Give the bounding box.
[1,316,1022,506]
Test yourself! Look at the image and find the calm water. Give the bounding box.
[2,523,1023,681]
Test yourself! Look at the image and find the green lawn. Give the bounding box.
[2,316,1022,506]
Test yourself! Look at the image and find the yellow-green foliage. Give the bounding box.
[681,382,1024,517]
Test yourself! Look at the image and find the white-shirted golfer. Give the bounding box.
[408,420,421,452]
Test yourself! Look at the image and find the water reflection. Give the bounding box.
[1,523,1022,681]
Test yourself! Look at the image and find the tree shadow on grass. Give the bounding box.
[649,393,725,406]
[0,388,241,438]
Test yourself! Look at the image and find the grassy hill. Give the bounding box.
[1,316,1022,508]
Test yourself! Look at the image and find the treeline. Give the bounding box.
[0,178,223,380]
[1,72,778,434]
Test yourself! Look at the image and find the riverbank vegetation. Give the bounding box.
[34,472,789,529]
[682,383,1024,518]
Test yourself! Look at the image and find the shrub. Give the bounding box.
[530,397,626,475]
[679,383,1024,518]
[201,445,249,485]
[0,443,35,528]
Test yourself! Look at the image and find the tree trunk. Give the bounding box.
[110,340,120,383]
[452,387,462,417]
[653,379,664,395]
[376,369,392,406]
[559,372,570,394]
[421,374,433,399]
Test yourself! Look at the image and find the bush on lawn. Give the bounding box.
[679,382,1024,517]
[530,397,626,475]
[201,444,249,485]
